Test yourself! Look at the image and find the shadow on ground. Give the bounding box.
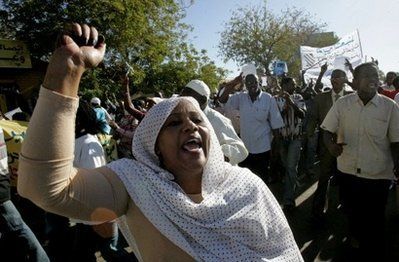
[268,174,399,262]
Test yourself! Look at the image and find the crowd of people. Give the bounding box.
[0,23,398,261]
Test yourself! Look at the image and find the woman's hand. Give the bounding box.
[43,23,106,97]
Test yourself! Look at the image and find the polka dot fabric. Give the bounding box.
[108,96,303,261]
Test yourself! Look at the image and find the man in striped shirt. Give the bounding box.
[275,77,306,212]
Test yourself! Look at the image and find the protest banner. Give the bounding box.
[300,30,363,88]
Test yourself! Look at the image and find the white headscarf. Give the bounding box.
[108,96,303,261]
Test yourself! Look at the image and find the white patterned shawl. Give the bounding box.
[108,96,303,261]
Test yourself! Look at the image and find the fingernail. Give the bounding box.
[98,35,105,43]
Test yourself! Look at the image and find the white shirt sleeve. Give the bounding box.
[321,102,340,133]
[388,102,399,143]
[74,135,107,169]
[226,93,240,111]
[394,92,399,105]
[217,120,248,165]
[268,97,285,130]
[206,109,248,165]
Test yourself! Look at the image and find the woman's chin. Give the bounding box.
[183,158,207,171]
[179,153,207,172]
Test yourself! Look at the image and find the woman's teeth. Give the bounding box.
[182,139,201,152]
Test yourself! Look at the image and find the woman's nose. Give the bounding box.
[182,119,198,132]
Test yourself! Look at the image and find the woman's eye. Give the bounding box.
[166,120,181,127]
[192,118,202,124]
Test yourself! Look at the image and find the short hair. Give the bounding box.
[280,77,294,87]
[245,74,258,81]
[12,112,29,121]
[386,71,397,77]
[331,69,346,78]
[76,100,101,135]
[353,62,379,79]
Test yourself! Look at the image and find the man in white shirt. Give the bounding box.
[321,62,399,260]
[181,80,248,165]
[218,73,284,182]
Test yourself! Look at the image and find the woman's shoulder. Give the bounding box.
[220,165,282,211]
[107,158,137,173]
[225,165,267,191]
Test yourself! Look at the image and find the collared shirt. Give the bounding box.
[321,93,399,180]
[204,106,248,165]
[275,93,306,140]
[226,91,284,154]
[331,89,344,104]
[382,84,395,92]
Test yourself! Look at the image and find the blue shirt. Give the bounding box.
[94,107,111,135]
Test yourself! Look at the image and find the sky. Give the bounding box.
[182,0,399,77]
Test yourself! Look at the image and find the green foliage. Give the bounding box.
[0,0,224,99]
[219,1,338,79]
[149,48,227,96]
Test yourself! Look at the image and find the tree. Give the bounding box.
[218,1,338,78]
[145,46,227,96]
[0,0,225,98]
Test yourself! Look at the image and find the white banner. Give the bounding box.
[300,31,363,88]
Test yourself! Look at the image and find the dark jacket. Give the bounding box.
[307,89,353,136]
[0,174,10,203]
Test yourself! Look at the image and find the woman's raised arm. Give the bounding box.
[18,23,128,223]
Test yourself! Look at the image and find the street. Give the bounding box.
[268,173,399,262]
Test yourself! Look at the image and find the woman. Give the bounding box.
[17,23,303,261]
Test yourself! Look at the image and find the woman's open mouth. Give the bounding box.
[182,138,202,153]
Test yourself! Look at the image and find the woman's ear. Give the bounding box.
[155,145,165,168]
[155,144,161,156]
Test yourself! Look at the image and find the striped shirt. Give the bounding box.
[275,93,306,140]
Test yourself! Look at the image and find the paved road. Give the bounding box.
[268,174,399,262]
